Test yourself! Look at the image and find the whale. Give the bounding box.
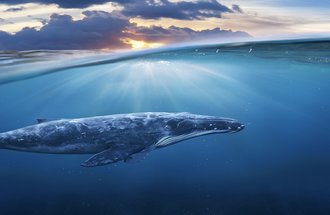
[0,112,244,167]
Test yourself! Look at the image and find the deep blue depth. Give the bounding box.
[0,39,330,215]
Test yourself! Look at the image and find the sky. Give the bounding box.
[0,0,329,50]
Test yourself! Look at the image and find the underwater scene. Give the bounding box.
[0,39,330,215]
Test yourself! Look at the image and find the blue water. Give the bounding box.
[0,39,330,214]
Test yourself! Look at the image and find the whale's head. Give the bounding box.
[156,113,244,148]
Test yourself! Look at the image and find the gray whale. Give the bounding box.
[0,112,244,167]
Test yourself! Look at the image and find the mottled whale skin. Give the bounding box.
[0,112,244,167]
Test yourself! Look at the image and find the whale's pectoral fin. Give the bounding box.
[81,149,130,167]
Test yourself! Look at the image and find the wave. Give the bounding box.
[0,38,329,85]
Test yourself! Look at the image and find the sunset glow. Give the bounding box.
[122,39,165,49]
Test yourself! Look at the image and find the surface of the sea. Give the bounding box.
[0,39,329,215]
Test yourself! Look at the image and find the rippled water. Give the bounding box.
[0,39,330,215]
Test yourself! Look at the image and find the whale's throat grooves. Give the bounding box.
[155,130,227,148]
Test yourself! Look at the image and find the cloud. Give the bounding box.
[127,25,250,44]
[121,0,232,20]
[0,0,231,18]
[0,11,251,50]
[0,18,14,24]
[4,6,26,12]
[0,11,130,50]
[0,0,127,8]
[32,17,48,25]
[0,0,231,19]
[232,4,243,13]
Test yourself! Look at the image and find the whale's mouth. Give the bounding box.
[155,129,231,148]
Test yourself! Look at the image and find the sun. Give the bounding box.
[121,38,165,49]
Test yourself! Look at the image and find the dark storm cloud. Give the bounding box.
[0,0,231,19]
[0,0,129,8]
[0,0,232,20]
[121,0,232,20]
[0,11,250,50]
[0,11,131,50]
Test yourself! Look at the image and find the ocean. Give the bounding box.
[0,38,329,215]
